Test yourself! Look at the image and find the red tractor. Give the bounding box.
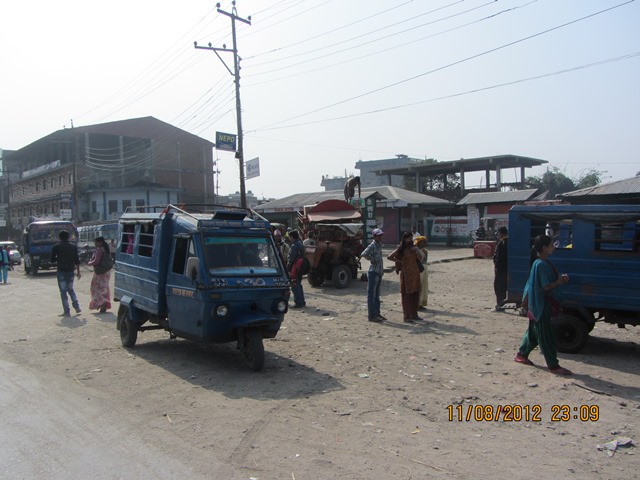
[300,200,364,289]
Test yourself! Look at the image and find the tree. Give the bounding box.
[576,169,603,189]
[525,167,605,198]
[403,159,460,200]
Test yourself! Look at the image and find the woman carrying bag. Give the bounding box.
[87,236,113,313]
[387,232,423,323]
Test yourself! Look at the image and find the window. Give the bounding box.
[50,178,54,188]
[68,173,72,184]
[42,180,47,191]
[204,236,281,275]
[92,201,97,213]
[60,176,64,187]
[172,237,192,274]
[122,200,131,212]
[135,199,145,211]
[138,223,155,257]
[121,225,135,254]
[595,221,639,252]
[108,200,118,215]
[35,182,40,192]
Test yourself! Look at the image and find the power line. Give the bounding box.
[252,0,636,132]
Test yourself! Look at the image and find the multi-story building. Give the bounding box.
[355,154,420,188]
[4,117,215,232]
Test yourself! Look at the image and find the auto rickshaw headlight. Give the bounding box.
[275,300,287,313]
[216,305,229,317]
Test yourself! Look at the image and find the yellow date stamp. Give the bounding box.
[446,404,600,422]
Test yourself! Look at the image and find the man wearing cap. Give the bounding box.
[360,228,385,322]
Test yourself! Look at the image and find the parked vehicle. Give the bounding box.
[0,241,22,265]
[507,204,640,353]
[113,204,290,371]
[300,199,364,289]
[22,220,78,275]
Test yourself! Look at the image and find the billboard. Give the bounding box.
[245,157,260,180]
[215,131,237,152]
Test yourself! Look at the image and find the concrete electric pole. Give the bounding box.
[195,1,251,208]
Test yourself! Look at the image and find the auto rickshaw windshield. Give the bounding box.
[203,236,283,275]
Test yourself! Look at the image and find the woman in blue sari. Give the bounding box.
[514,234,572,375]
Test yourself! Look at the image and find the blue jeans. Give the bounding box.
[367,271,382,319]
[1,266,8,283]
[291,279,305,307]
[57,271,80,314]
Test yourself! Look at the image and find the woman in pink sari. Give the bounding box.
[87,236,113,313]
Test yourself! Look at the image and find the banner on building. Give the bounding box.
[215,131,237,152]
[245,157,260,180]
[60,209,72,219]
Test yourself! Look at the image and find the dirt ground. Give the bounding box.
[1,248,638,480]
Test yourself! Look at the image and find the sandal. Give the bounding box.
[514,353,534,366]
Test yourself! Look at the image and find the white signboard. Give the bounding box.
[245,157,260,180]
[60,209,72,219]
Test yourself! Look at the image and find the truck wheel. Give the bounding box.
[307,270,324,287]
[118,306,138,348]
[553,315,588,354]
[332,264,351,289]
[24,257,31,275]
[243,330,265,372]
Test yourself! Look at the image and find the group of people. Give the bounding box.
[49,230,113,317]
[360,228,429,323]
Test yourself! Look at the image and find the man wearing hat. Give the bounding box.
[360,228,385,322]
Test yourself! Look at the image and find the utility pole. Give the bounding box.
[195,1,251,208]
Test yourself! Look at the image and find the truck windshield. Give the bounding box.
[204,236,282,275]
[29,225,77,244]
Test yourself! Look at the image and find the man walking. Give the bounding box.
[50,230,82,316]
[493,226,509,311]
[360,228,385,322]
[287,230,306,308]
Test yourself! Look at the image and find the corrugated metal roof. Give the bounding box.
[559,176,640,197]
[457,189,539,205]
[255,185,451,212]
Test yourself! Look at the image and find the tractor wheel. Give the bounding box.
[307,270,324,287]
[332,264,351,289]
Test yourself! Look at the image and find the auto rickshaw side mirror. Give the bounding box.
[186,256,200,282]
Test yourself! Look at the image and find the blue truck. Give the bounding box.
[22,220,78,275]
[507,204,640,353]
[113,204,290,371]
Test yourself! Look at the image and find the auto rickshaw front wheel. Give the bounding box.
[242,329,265,372]
[118,306,138,348]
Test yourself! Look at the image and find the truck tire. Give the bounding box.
[118,306,138,348]
[307,270,324,287]
[332,264,351,289]
[552,314,589,354]
[243,329,265,372]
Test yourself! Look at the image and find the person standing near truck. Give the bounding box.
[50,230,82,317]
[1,245,12,284]
[87,236,113,313]
[493,226,509,311]
[514,234,572,375]
[287,230,306,308]
[360,228,385,322]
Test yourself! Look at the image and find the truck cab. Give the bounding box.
[114,205,290,371]
[507,204,640,353]
[22,220,78,275]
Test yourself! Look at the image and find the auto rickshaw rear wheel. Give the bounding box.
[243,329,265,372]
[118,306,138,348]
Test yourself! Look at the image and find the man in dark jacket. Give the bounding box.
[493,226,509,312]
[50,230,82,316]
[287,230,306,308]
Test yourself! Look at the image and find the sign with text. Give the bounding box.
[60,209,72,219]
[245,157,260,180]
[215,131,237,152]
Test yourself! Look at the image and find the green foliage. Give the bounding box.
[403,159,460,195]
[525,167,605,198]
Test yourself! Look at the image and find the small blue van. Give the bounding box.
[113,205,290,371]
[507,204,640,353]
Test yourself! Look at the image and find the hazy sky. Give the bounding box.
[1,0,639,199]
